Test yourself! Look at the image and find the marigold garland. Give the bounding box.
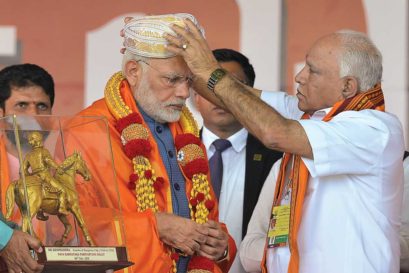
[124,139,151,158]
[104,72,215,273]
[175,133,213,224]
[182,159,209,180]
[115,112,142,132]
[175,133,202,149]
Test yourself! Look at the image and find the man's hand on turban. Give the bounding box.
[155,212,209,256]
[165,19,219,83]
[164,19,228,110]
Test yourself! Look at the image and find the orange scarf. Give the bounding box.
[104,72,222,273]
[262,84,385,273]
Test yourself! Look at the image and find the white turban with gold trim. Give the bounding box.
[123,13,204,58]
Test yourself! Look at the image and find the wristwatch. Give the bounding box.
[207,68,227,92]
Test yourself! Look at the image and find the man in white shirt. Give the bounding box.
[165,25,404,273]
[195,49,282,273]
[241,151,409,273]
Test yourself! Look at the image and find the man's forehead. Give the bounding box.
[306,39,340,63]
[311,35,340,53]
[150,57,191,74]
[11,84,44,92]
[9,85,49,99]
[151,55,186,65]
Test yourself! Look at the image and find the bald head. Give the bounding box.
[295,30,383,114]
[319,31,383,91]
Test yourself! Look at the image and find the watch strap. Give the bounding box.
[207,68,227,92]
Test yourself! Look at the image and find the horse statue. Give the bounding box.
[5,151,95,246]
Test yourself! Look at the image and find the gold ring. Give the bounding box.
[182,44,188,50]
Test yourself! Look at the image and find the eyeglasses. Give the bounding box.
[138,60,194,88]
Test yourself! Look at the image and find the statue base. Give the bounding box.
[0,246,133,273]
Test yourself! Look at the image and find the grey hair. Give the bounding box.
[335,30,382,91]
[121,50,149,73]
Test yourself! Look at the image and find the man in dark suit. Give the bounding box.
[194,48,282,273]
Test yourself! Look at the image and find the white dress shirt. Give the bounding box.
[202,126,248,273]
[240,91,404,273]
[240,159,281,272]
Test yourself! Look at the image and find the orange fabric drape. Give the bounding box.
[0,136,46,240]
[74,79,236,273]
[0,137,11,217]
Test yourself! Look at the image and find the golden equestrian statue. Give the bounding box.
[5,131,95,246]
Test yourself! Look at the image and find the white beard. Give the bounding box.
[134,74,185,123]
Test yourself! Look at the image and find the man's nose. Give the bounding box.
[25,105,39,116]
[175,82,191,99]
[295,66,307,84]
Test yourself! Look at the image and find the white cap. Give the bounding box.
[123,13,204,58]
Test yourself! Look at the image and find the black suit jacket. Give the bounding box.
[200,128,283,239]
[242,134,282,238]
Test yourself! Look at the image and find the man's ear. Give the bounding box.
[0,107,4,117]
[193,91,200,107]
[342,76,359,98]
[124,60,144,88]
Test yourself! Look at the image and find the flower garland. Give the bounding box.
[105,72,216,273]
[175,133,215,224]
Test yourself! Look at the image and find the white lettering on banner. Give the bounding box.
[45,247,118,262]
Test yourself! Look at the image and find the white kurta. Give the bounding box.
[251,91,404,273]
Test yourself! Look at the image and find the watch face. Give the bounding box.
[208,68,227,91]
[214,69,226,78]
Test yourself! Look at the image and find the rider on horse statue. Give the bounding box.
[23,131,69,218]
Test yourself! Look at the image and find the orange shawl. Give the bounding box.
[75,75,236,273]
[262,84,385,273]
